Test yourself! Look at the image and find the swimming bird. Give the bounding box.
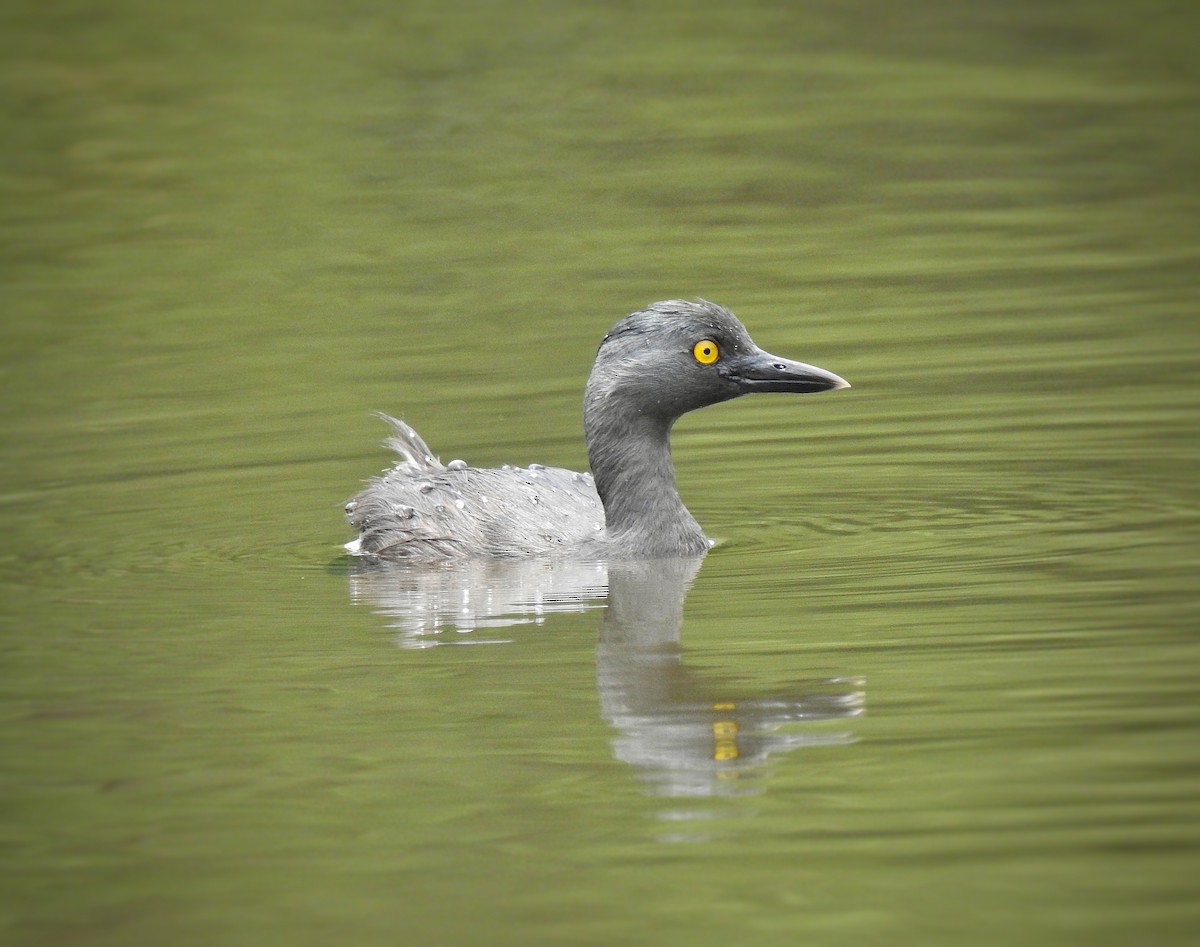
[344,299,848,560]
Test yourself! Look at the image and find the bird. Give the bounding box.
[344,298,849,560]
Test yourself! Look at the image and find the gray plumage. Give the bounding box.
[345,299,849,560]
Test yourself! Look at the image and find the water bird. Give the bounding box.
[344,299,848,560]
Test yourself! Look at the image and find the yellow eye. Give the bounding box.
[693,339,720,364]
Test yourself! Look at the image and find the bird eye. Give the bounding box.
[693,339,720,365]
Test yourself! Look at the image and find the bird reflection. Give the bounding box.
[348,555,862,809]
[597,558,862,802]
[347,557,608,646]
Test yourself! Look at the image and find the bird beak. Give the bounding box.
[724,350,851,393]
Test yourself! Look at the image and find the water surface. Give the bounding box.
[2,2,1198,945]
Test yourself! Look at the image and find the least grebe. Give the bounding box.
[345,299,848,560]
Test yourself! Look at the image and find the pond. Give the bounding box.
[2,2,1197,945]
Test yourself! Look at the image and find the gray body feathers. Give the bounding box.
[345,415,605,560]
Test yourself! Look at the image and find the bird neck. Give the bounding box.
[583,401,709,555]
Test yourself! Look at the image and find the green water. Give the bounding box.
[2,1,1198,944]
